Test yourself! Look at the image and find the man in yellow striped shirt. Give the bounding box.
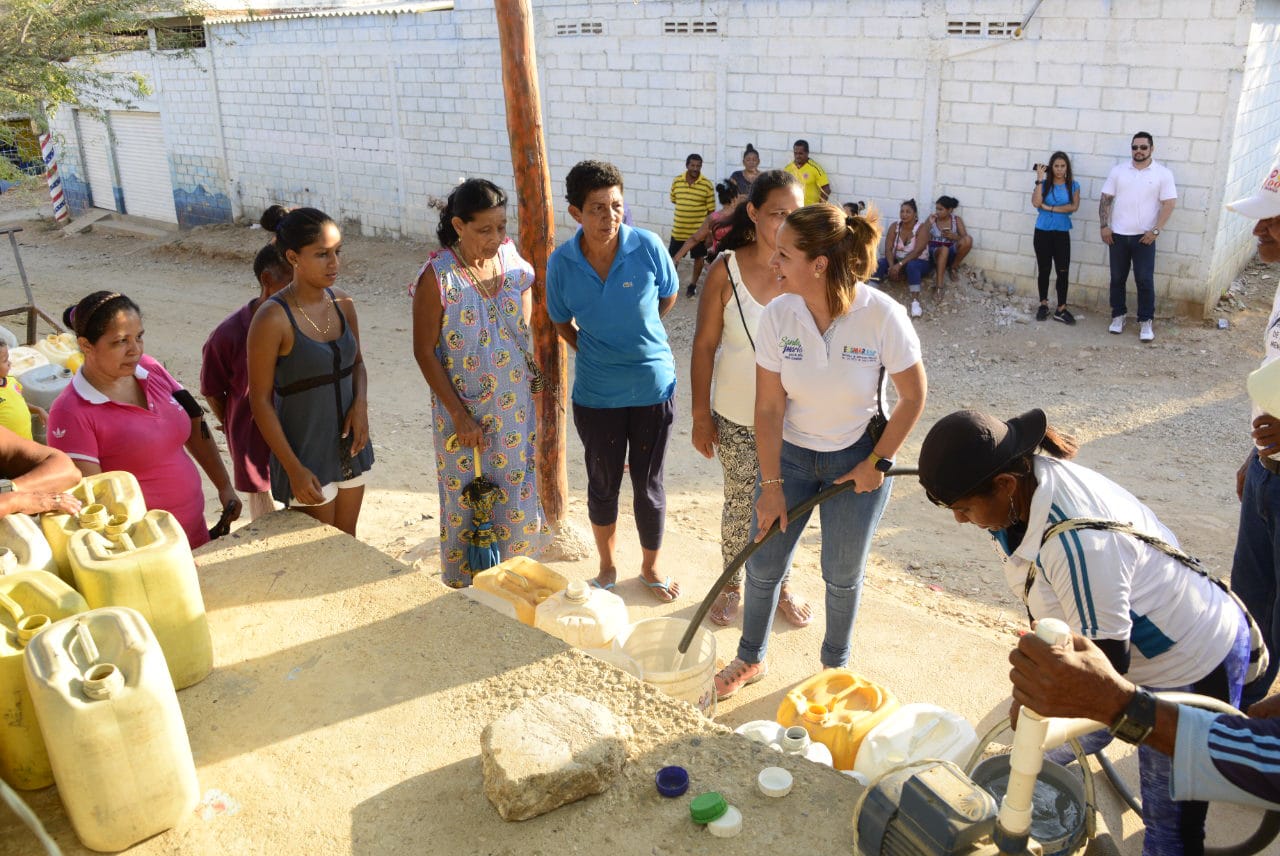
[669,154,716,297]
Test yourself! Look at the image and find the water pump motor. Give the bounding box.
[857,762,1004,856]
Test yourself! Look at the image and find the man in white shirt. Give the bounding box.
[1099,132,1177,342]
[1228,159,1280,709]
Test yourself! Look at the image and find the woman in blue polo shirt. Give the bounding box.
[546,160,682,602]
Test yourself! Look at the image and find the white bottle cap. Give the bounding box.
[1035,618,1071,646]
[757,766,793,798]
[564,580,590,603]
[707,804,742,838]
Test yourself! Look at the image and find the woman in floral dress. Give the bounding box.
[411,179,546,586]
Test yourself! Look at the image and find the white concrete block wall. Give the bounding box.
[58,0,1268,316]
[1208,0,1280,303]
[209,7,513,240]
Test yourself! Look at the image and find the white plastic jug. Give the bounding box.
[0,514,57,576]
[852,703,979,781]
[6,347,46,378]
[0,325,17,349]
[1248,359,1280,460]
[732,720,835,767]
[17,364,73,413]
[24,607,199,851]
[534,579,630,649]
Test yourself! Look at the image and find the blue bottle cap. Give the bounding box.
[655,765,689,798]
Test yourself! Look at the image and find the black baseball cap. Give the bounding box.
[917,409,1047,506]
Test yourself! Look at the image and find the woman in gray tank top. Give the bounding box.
[248,207,374,536]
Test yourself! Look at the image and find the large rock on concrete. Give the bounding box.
[480,691,632,821]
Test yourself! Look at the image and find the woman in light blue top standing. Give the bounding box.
[1032,151,1082,324]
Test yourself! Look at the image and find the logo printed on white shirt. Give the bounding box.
[780,335,803,361]
[842,345,879,364]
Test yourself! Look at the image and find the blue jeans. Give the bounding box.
[737,433,892,668]
[1232,451,1280,708]
[873,257,930,292]
[1108,233,1156,321]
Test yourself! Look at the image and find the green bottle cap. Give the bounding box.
[689,791,729,824]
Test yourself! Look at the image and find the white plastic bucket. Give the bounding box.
[619,618,716,718]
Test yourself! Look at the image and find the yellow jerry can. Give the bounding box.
[33,332,80,369]
[43,470,147,584]
[465,556,569,626]
[776,668,900,771]
[0,512,58,576]
[68,509,212,690]
[0,571,87,790]
[24,607,199,851]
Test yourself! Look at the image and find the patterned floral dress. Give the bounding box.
[416,239,548,587]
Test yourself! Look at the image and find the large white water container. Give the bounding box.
[24,607,199,851]
[619,618,717,718]
[853,703,978,781]
[0,325,17,349]
[534,579,629,649]
[0,513,57,576]
[18,364,72,413]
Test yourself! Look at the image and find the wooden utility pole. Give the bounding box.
[494,0,567,529]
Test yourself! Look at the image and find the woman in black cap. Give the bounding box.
[917,408,1254,856]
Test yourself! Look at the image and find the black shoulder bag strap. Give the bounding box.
[725,251,754,352]
[1039,517,1270,683]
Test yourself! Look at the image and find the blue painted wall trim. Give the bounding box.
[62,171,90,216]
[111,186,125,214]
[174,185,233,229]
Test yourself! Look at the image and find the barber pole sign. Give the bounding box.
[38,133,70,224]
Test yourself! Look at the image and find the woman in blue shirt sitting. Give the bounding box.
[1032,151,1082,324]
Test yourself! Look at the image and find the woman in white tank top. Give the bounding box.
[690,171,810,627]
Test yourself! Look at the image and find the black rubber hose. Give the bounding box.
[676,467,918,654]
[1096,749,1280,856]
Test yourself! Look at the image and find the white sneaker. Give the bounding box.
[1108,316,1125,335]
[910,299,922,318]
[1139,320,1154,342]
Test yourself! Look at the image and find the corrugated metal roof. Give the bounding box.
[207,1,452,25]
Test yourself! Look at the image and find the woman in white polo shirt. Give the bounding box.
[714,203,927,699]
[917,408,1252,856]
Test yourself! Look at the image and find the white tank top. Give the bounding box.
[712,250,766,426]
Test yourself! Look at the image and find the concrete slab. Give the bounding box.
[61,210,112,235]
[89,215,177,241]
[1,512,1266,855]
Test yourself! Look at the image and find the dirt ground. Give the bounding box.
[1,181,1277,853]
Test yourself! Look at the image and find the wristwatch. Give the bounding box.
[1110,687,1157,744]
[1152,228,1161,236]
[868,452,894,473]
[0,479,14,494]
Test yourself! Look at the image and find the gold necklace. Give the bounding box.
[290,285,332,336]
[455,249,501,298]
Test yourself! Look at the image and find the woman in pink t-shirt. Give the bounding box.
[47,291,240,548]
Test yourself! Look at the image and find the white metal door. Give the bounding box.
[76,112,116,212]
[111,111,177,224]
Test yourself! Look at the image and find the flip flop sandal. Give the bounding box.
[776,592,813,628]
[709,589,741,626]
[588,578,616,591]
[643,576,680,603]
